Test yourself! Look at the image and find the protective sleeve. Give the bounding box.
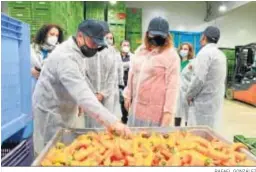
[186,49,211,99]
[57,57,118,127]
[117,53,124,86]
[163,54,180,114]
[98,51,116,98]
[30,45,42,69]
[84,73,97,94]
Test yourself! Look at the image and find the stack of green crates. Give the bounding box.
[7,1,84,39]
[66,1,84,37]
[7,2,32,25]
[107,2,126,24]
[31,2,52,35]
[108,23,125,50]
[51,1,68,36]
[107,2,126,50]
[126,8,142,33]
[125,8,142,52]
[85,1,105,21]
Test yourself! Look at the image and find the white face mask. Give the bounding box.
[104,37,113,46]
[179,49,189,58]
[122,46,130,53]
[46,36,58,46]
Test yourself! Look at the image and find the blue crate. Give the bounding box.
[11,121,34,142]
[1,136,34,166]
[170,30,202,55]
[1,13,32,143]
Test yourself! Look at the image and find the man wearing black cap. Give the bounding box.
[181,26,227,130]
[32,20,131,154]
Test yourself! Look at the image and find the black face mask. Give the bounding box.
[76,36,105,58]
[80,44,98,58]
[148,36,166,46]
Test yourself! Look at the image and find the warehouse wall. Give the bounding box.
[125,1,206,34]
[193,2,256,48]
[125,1,256,48]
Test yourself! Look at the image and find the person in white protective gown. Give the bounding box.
[180,26,227,130]
[32,20,131,154]
[83,24,123,128]
[30,24,64,92]
[105,32,125,87]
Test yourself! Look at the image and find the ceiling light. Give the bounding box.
[219,5,227,12]
[110,0,117,5]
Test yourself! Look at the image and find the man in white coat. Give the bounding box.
[183,26,227,130]
[33,20,131,154]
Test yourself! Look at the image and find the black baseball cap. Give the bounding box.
[78,20,107,47]
[147,17,169,38]
[99,21,110,35]
[203,26,220,42]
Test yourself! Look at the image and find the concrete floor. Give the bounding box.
[220,99,256,141]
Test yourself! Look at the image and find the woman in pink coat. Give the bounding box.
[123,17,180,127]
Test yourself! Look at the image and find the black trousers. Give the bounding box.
[174,117,187,126]
[119,85,128,124]
[121,100,128,124]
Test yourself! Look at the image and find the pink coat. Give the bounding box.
[123,45,180,123]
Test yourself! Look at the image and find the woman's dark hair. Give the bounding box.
[34,24,64,45]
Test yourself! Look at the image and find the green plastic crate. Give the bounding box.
[85,1,105,20]
[107,1,126,24]
[126,8,142,33]
[8,1,83,39]
[31,1,51,9]
[32,10,51,21]
[8,1,31,8]
[8,6,32,18]
[126,32,142,52]
[126,22,141,33]
[234,135,256,156]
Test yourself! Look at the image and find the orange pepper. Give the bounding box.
[207,148,229,161]
[231,143,248,151]
[194,144,208,155]
[233,151,246,162]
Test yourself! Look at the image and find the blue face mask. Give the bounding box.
[179,50,189,58]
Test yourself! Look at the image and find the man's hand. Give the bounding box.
[188,64,193,70]
[124,98,131,111]
[187,97,193,106]
[96,93,104,102]
[31,67,40,79]
[161,112,173,127]
[108,121,132,138]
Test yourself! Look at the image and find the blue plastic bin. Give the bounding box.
[170,30,202,55]
[1,136,34,166]
[1,13,32,143]
[10,121,34,142]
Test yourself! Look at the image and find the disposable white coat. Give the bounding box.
[84,46,122,128]
[176,59,195,121]
[182,43,227,130]
[32,37,118,153]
